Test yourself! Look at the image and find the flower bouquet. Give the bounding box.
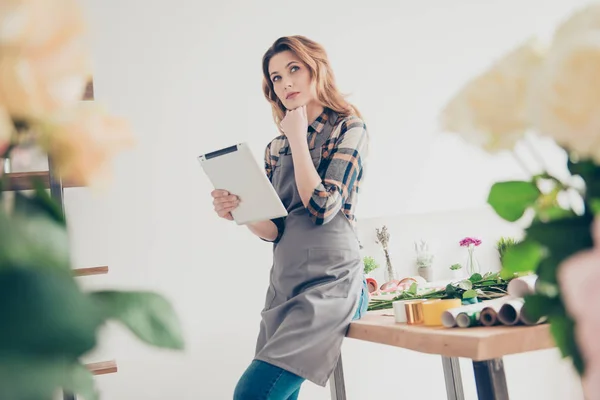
[440,2,600,388]
[459,237,482,276]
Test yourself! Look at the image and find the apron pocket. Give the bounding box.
[305,248,359,298]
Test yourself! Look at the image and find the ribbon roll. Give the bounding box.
[404,300,426,325]
[422,299,462,326]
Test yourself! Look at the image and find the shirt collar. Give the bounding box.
[308,108,330,135]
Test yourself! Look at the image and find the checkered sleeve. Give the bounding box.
[307,119,368,225]
[261,141,285,243]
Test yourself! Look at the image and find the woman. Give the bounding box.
[211,35,370,400]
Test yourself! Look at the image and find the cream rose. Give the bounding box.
[439,39,546,153]
[529,32,600,163]
[553,3,600,46]
[0,0,91,118]
[38,103,135,187]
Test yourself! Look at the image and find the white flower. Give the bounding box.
[529,32,600,163]
[553,3,600,46]
[38,102,135,187]
[439,39,546,153]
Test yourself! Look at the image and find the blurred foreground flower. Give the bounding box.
[439,39,545,153]
[0,1,183,399]
[39,103,135,186]
[530,32,600,163]
[553,3,600,45]
[438,3,600,390]
[0,0,91,118]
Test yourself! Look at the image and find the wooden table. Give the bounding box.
[328,310,556,400]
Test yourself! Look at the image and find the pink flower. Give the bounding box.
[460,237,482,247]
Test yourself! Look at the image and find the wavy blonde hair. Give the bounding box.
[261,36,362,131]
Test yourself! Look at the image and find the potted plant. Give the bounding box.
[449,263,464,279]
[496,236,518,265]
[415,239,434,281]
[363,256,379,277]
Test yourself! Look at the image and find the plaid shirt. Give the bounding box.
[264,109,369,243]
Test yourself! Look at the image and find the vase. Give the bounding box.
[418,266,432,282]
[451,269,464,280]
[465,245,481,277]
[383,249,397,282]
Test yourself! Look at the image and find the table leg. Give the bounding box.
[472,358,509,400]
[329,354,347,400]
[441,356,465,400]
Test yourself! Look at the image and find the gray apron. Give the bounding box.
[254,114,363,387]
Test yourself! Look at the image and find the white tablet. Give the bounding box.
[198,142,288,225]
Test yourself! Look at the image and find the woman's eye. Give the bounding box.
[272,76,280,82]
[291,66,299,73]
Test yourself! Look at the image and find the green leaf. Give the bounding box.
[462,289,477,299]
[568,158,596,178]
[567,159,600,200]
[502,240,544,275]
[534,205,577,222]
[526,214,594,283]
[549,315,585,375]
[408,282,418,295]
[590,198,600,214]
[14,181,65,226]
[0,268,102,359]
[445,284,457,298]
[0,208,70,272]
[457,280,473,291]
[61,362,98,400]
[487,181,540,222]
[469,273,483,283]
[523,294,560,320]
[91,291,184,350]
[0,357,75,400]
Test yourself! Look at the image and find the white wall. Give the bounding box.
[62,0,590,398]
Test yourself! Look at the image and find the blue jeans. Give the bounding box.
[234,279,369,400]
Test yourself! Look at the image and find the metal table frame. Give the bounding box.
[329,354,508,400]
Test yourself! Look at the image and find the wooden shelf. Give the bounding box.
[86,360,117,376]
[2,171,82,191]
[73,266,109,277]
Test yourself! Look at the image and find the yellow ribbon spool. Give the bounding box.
[422,299,462,326]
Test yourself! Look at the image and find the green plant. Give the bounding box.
[363,256,379,275]
[496,236,519,260]
[450,263,462,270]
[368,272,510,311]
[439,3,600,379]
[415,239,433,268]
[0,185,184,400]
